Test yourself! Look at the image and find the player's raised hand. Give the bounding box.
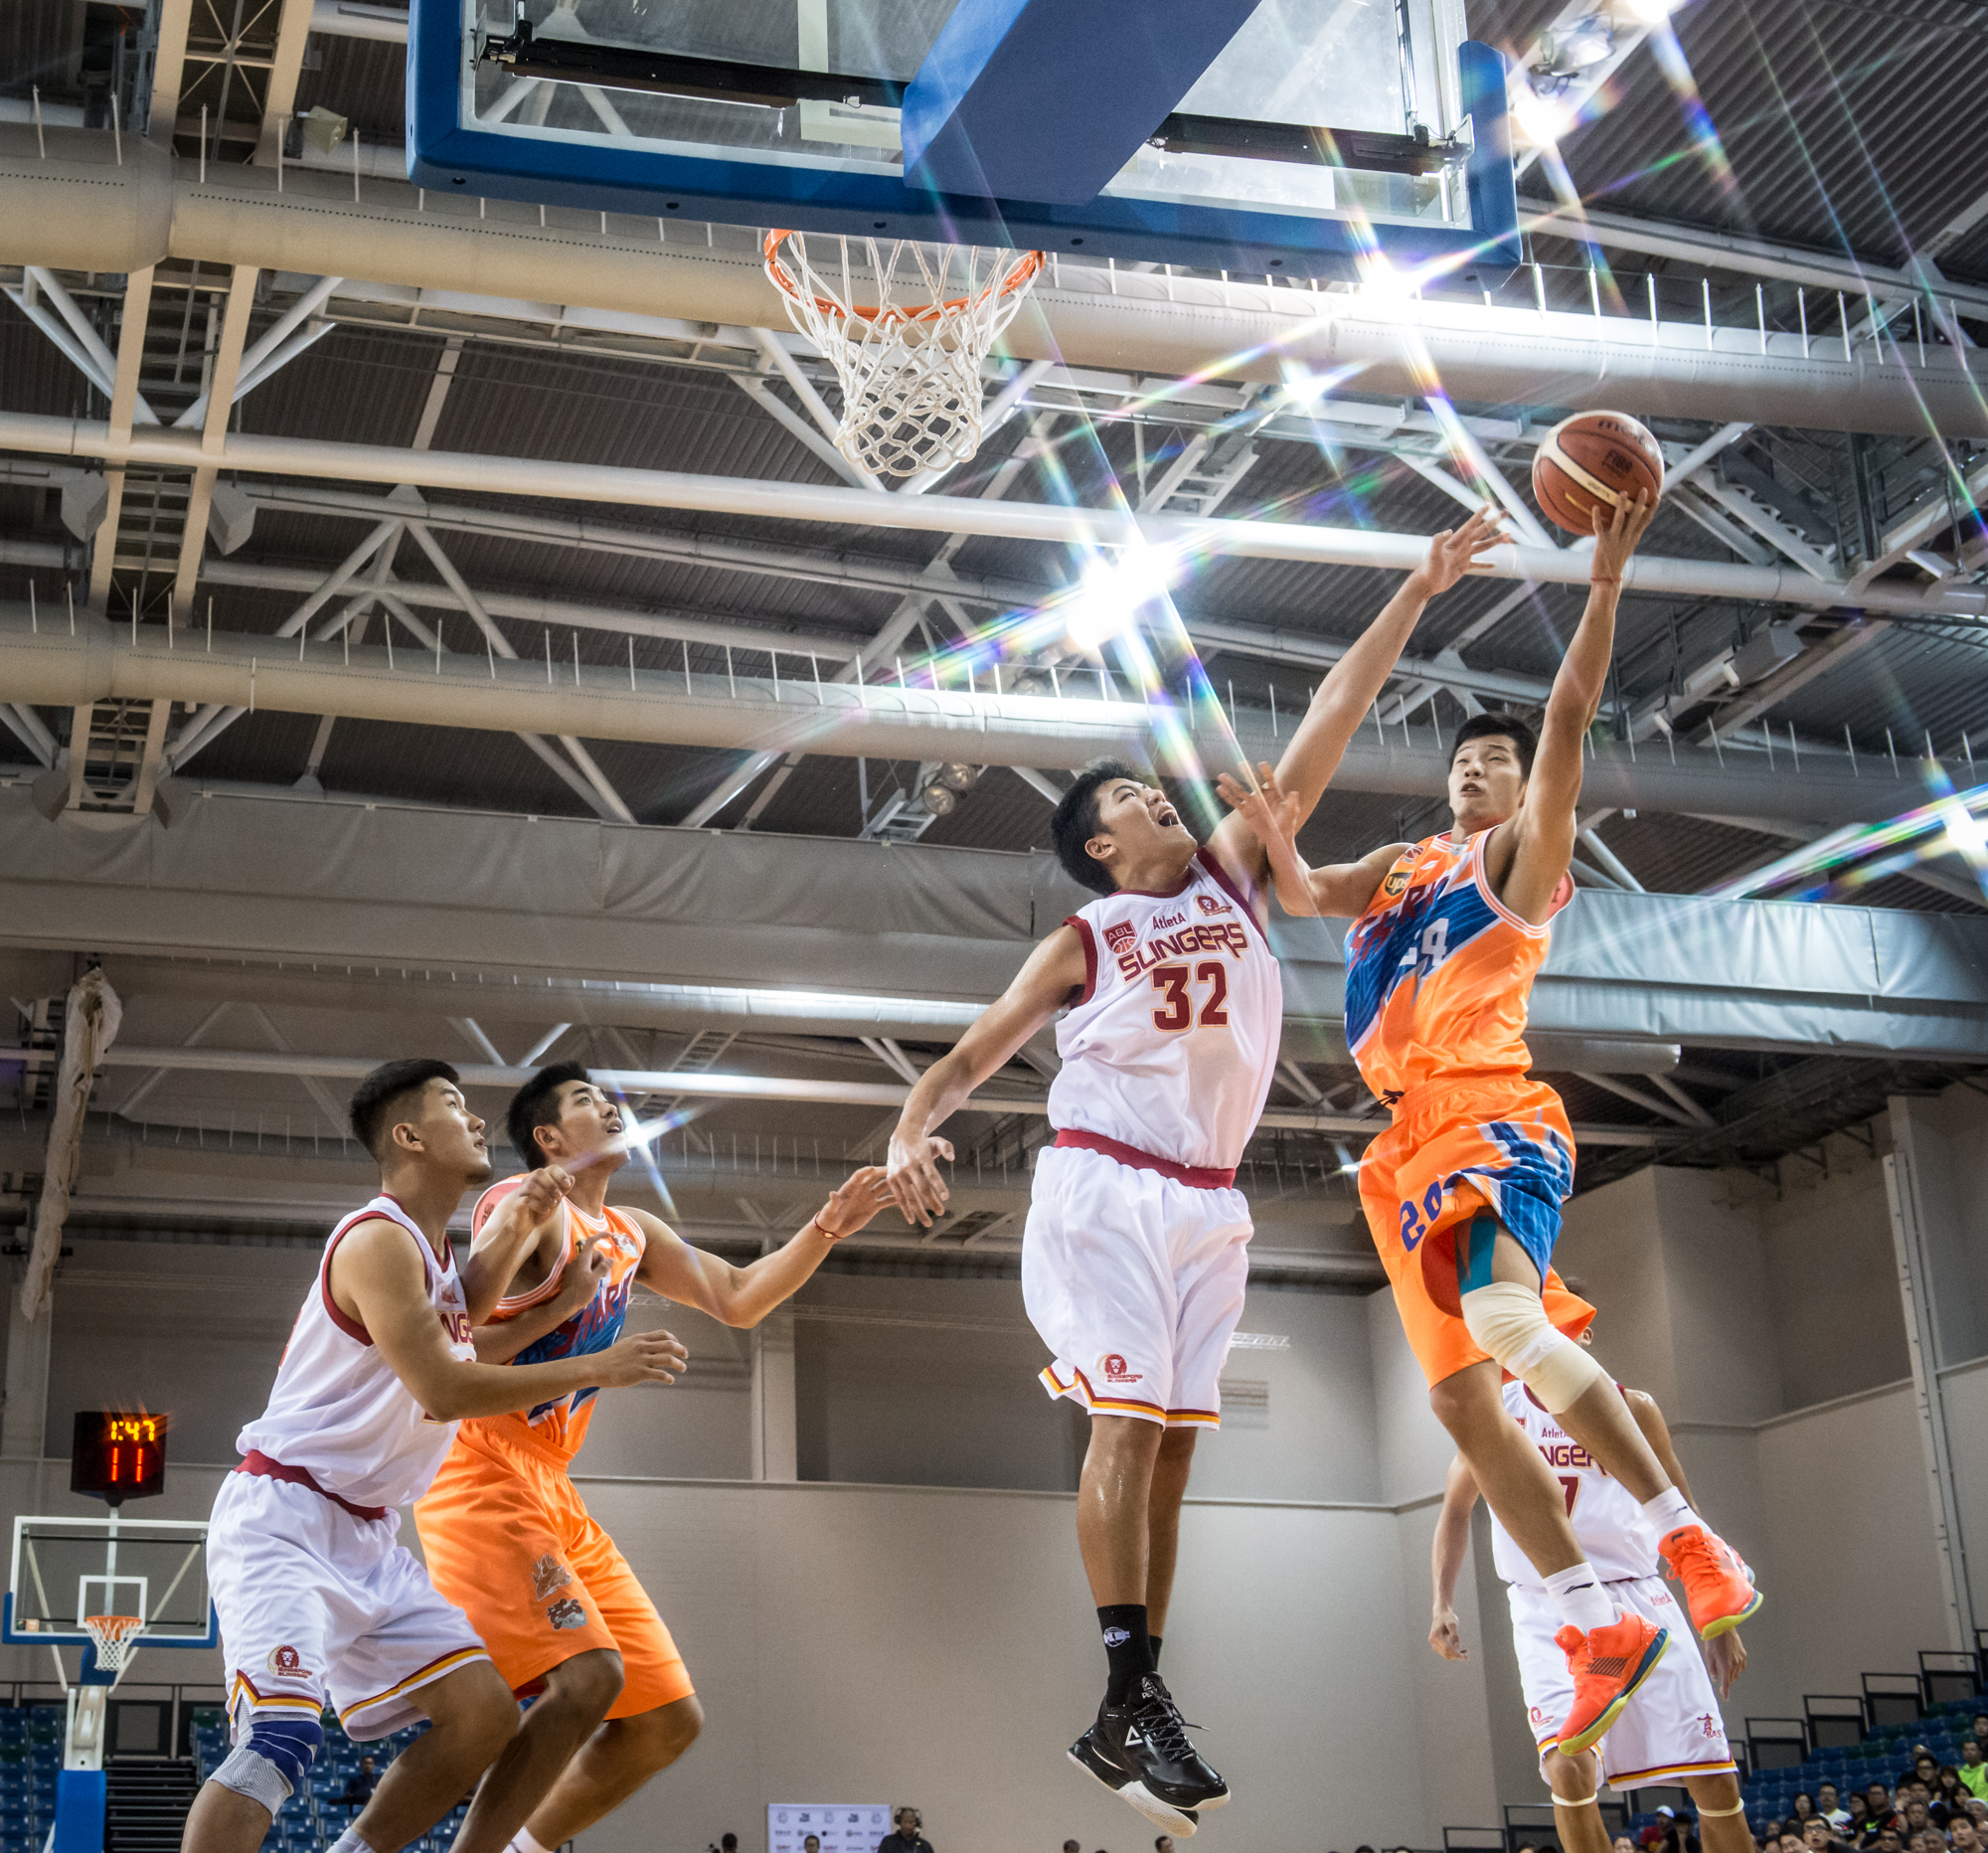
[815,1164,893,1239]
[1410,505,1508,596]
[887,1131,953,1228]
[596,1327,690,1387]
[552,1238,610,1317]
[1590,487,1655,584]
[1217,762,1320,918]
[513,1162,575,1226]
[1428,1606,1468,1661]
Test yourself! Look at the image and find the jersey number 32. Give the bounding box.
[1149,961,1231,1033]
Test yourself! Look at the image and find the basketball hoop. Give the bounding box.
[83,1614,142,1673]
[763,232,1045,479]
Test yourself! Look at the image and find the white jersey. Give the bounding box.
[1049,848,1282,1176]
[237,1194,477,1510]
[1491,1380,1657,1589]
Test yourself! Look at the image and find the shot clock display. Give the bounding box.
[71,1412,168,1505]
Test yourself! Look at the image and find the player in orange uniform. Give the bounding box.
[1220,493,1759,1758]
[414,1066,890,1853]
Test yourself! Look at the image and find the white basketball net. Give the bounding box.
[763,233,1045,480]
[83,1614,142,1672]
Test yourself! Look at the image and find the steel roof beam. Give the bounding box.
[8,414,1983,624]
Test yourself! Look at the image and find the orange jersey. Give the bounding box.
[466,1176,646,1462]
[1344,829,1573,1103]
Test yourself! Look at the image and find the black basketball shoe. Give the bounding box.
[1068,1673,1229,1835]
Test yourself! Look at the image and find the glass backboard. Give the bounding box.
[408,0,1521,279]
[3,1517,217,1651]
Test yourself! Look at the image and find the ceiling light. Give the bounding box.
[1066,548,1170,654]
[920,781,958,816]
[1621,0,1677,21]
[1511,85,1575,147]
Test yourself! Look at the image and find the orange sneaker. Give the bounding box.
[1659,1523,1762,1638]
[1553,1612,1669,1755]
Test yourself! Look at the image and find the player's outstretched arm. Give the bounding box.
[1429,1452,1482,1661]
[885,926,1087,1228]
[471,1237,609,1363]
[457,1163,574,1323]
[332,1218,689,1419]
[1208,507,1506,888]
[1215,761,1411,920]
[1484,492,1654,923]
[631,1165,892,1327]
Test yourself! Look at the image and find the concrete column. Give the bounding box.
[750,1305,797,1482]
[1884,1093,1980,1649]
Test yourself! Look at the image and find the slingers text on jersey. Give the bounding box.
[1345,829,1572,1103]
[1049,848,1282,1174]
[237,1194,479,1511]
[1489,1379,1657,1589]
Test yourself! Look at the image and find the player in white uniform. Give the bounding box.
[1429,1373,1753,1853]
[185,1060,686,1853]
[885,509,1509,1836]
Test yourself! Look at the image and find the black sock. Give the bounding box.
[1150,1633,1163,1668]
[1097,1603,1153,1705]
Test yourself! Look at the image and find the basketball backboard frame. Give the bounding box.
[406,0,1521,281]
[3,1515,219,1655]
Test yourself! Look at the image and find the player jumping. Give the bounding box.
[1222,492,1760,1759]
[885,509,1507,1837]
[1430,1343,1752,1853]
[414,1066,891,1853]
[185,1061,686,1853]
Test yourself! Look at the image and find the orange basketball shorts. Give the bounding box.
[414,1423,693,1717]
[1358,1076,1592,1389]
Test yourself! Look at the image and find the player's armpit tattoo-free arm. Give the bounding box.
[333,1219,687,1420]
[628,1166,891,1327]
[1215,768,1409,921]
[1209,508,1508,885]
[886,926,1087,1227]
[1623,1387,1699,1511]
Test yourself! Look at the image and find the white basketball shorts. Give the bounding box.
[1510,1575,1736,1787]
[1022,1143,1251,1430]
[209,1468,489,1743]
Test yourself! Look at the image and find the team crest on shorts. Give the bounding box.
[266,1644,310,1680]
[1099,1353,1142,1385]
[530,1554,572,1601]
[546,1599,586,1631]
[1104,922,1137,953]
[1382,868,1411,899]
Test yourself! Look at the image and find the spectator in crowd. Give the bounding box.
[1821,1785,1851,1828]
[1613,1836,1636,1853]
[1904,1800,1934,1842]
[1936,1770,1968,1822]
[1804,1817,1857,1853]
[1063,1842,1080,1852]
[1871,1786,1895,1822]
[1959,1746,1988,1804]
[1792,1796,1820,1826]
[1950,1813,1981,1853]
[1155,1838,1176,1853]
[802,1838,819,1853]
[1846,1797,1872,1839]
[721,1838,738,1853]
[879,1806,933,1853]
[339,1758,378,1806]
[1873,1830,1904,1853]
[1777,1830,1805,1853]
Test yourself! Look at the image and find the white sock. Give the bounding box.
[327,1831,373,1853]
[1642,1488,1700,1536]
[1544,1563,1618,1633]
[508,1832,552,1853]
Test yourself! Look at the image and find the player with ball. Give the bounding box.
[1222,411,1762,1759]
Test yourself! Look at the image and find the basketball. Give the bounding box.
[1532,411,1666,534]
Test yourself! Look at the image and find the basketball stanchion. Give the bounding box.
[762,232,1045,480]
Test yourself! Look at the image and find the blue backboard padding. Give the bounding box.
[406,0,1519,280]
[901,0,1263,204]
[1,1591,221,1650]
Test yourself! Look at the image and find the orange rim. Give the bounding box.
[763,229,1044,328]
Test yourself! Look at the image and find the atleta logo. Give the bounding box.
[531,1554,572,1601]
[547,1598,586,1630]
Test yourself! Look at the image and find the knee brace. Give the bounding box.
[214,1715,322,1813]
[1461,1280,1606,1414]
